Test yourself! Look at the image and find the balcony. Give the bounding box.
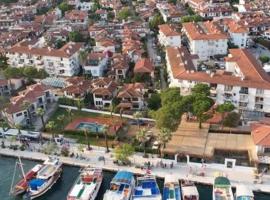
[210,87,217,98]
[239,94,248,103]
[239,87,249,95]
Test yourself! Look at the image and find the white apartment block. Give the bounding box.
[182,21,228,60]
[83,53,108,77]
[2,83,55,126]
[158,24,181,47]
[165,47,270,113]
[7,40,83,77]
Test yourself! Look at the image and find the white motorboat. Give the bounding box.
[235,185,254,200]
[163,175,181,200]
[181,180,199,200]
[212,176,233,200]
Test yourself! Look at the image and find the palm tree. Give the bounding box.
[57,114,65,133]
[83,128,91,150]
[157,128,172,158]
[133,111,143,128]
[109,104,114,118]
[36,108,45,131]
[15,124,22,143]
[136,128,148,157]
[66,108,73,122]
[21,100,33,126]
[76,100,84,110]
[46,121,57,140]
[103,125,109,153]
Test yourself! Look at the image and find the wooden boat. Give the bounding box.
[181,180,199,200]
[23,157,62,199]
[212,176,233,200]
[67,167,103,200]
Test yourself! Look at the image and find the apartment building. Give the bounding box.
[7,40,83,77]
[165,47,270,113]
[0,79,11,96]
[2,83,55,126]
[109,53,129,81]
[182,21,228,60]
[91,78,118,109]
[158,24,181,47]
[117,83,146,110]
[83,52,109,77]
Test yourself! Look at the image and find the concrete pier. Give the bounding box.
[1,143,270,194]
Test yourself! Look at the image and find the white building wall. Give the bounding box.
[230,32,248,48]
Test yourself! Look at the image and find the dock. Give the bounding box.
[1,142,270,194]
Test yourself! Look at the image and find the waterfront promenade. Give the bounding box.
[1,140,270,194]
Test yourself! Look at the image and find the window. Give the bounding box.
[16,113,22,117]
[224,85,233,91]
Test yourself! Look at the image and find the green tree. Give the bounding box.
[69,31,85,42]
[223,112,240,128]
[57,114,65,132]
[66,108,74,122]
[58,2,72,15]
[160,87,181,106]
[0,55,8,70]
[117,7,132,21]
[181,15,203,23]
[23,66,38,82]
[46,121,57,139]
[83,128,91,150]
[259,56,270,64]
[147,93,161,110]
[136,128,148,157]
[79,50,88,66]
[193,98,212,128]
[158,128,172,157]
[14,124,22,143]
[36,108,46,131]
[3,67,22,79]
[149,13,164,31]
[114,144,134,164]
[216,102,235,129]
[192,83,210,96]
[103,125,109,153]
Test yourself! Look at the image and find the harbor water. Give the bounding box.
[0,156,269,200]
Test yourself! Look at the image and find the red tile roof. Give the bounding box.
[158,24,180,37]
[252,123,270,146]
[134,58,154,73]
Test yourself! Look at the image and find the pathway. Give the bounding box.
[1,139,270,193]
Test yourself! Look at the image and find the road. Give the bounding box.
[146,35,167,89]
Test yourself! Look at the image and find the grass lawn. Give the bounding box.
[48,107,110,130]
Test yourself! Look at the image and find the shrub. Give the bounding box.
[223,112,240,127]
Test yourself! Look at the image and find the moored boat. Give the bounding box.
[24,157,62,199]
[11,164,43,196]
[163,175,181,200]
[212,176,233,200]
[235,185,254,200]
[103,170,135,200]
[181,180,199,200]
[133,174,162,200]
[67,167,103,200]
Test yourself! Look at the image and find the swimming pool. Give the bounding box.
[76,122,104,133]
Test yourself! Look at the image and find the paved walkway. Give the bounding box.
[1,139,270,193]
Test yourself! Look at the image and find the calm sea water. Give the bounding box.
[0,156,269,200]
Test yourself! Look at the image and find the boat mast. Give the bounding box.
[9,156,26,195]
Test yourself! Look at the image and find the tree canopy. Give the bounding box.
[181,15,203,23]
[149,13,164,31]
[58,2,73,15]
[147,93,161,110]
[68,31,85,42]
[114,144,135,163]
[3,66,48,80]
[117,7,132,21]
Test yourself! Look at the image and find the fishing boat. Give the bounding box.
[10,157,42,196]
[24,157,62,199]
[103,170,135,200]
[133,174,162,200]
[11,164,43,196]
[163,175,181,200]
[235,185,254,200]
[181,180,199,200]
[212,176,233,200]
[67,167,103,200]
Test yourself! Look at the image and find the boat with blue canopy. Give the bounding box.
[132,174,161,200]
[24,157,62,199]
[103,170,135,200]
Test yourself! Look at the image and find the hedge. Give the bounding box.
[63,130,115,140]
